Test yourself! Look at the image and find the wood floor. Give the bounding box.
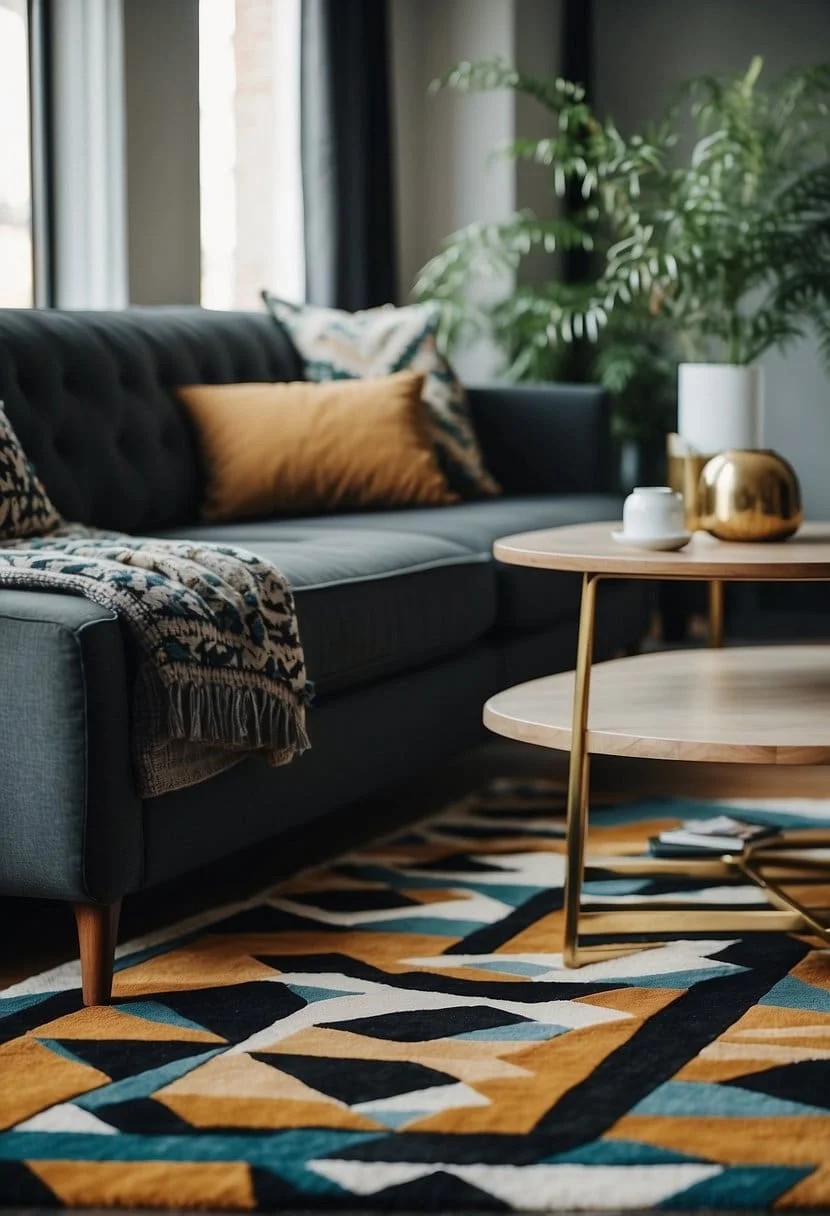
[4,739,830,993]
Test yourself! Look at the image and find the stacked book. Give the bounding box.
[649,815,780,858]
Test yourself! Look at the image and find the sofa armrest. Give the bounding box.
[0,591,142,903]
[466,382,612,496]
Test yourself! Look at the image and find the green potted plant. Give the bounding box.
[414,56,830,458]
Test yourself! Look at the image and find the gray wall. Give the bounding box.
[123,0,201,305]
[513,0,564,289]
[593,0,830,516]
[391,0,562,379]
[391,0,515,378]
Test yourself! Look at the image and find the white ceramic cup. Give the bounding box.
[622,486,685,539]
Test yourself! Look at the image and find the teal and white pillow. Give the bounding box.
[0,403,62,539]
[262,295,500,498]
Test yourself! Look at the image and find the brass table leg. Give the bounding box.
[563,573,662,966]
[736,837,830,943]
[708,580,725,648]
[560,571,805,968]
[562,575,672,966]
[563,573,598,967]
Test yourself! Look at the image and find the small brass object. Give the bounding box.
[666,433,713,530]
[697,449,803,542]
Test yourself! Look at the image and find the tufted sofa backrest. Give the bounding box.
[0,307,302,532]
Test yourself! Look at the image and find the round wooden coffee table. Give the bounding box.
[484,521,830,966]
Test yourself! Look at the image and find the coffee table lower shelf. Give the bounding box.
[484,645,830,963]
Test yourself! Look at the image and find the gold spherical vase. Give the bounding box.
[697,450,803,542]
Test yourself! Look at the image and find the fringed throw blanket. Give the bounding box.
[0,526,310,797]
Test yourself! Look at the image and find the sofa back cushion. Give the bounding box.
[0,307,302,533]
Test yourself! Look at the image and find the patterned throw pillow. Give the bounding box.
[262,294,500,498]
[0,404,62,539]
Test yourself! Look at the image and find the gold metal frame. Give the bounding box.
[707,580,725,649]
[562,575,830,968]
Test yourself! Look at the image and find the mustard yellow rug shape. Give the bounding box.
[1,780,829,1210]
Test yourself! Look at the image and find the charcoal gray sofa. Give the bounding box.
[0,307,650,1003]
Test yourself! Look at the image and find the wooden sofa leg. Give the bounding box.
[72,900,121,1006]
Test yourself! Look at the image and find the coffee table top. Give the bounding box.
[494,521,830,580]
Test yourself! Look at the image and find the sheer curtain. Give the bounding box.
[41,0,128,307]
[0,0,33,306]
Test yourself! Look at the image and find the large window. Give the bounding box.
[0,0,33,307]
[199,0,304,310]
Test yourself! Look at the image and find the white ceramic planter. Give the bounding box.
[677,362,764,453]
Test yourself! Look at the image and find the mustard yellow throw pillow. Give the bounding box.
[177,371,458,521]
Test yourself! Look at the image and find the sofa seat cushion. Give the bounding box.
[188,495,621,634]
[154,525,495,697]
[287,495,622,633]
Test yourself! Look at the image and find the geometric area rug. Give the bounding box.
[1,781,830,1211]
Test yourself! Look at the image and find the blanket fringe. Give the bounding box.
[166,681,310,757]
